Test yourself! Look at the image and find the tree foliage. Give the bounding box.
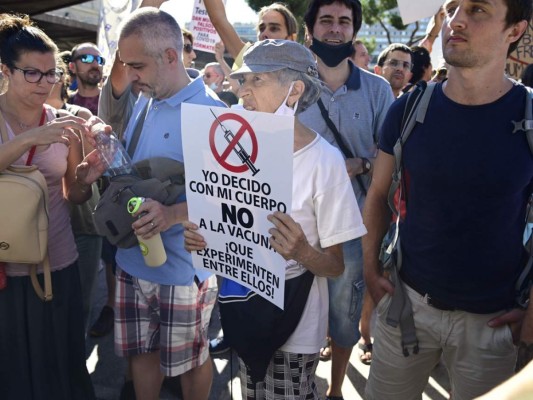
[360,0,421,45]
[245,0,424,46]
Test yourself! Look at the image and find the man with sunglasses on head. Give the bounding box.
[374,43,413,98]
[68,42,105,115]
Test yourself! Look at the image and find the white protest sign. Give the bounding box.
[97,0,139,76]
[189,0,224,54]
[507,21,533,80]
[397,0,443,25]
[182,104,294,309]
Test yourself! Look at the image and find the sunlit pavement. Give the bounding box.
[87,265,451,399]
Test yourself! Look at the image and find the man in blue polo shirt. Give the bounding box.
[113,7,224,400]
[298,1,394,399]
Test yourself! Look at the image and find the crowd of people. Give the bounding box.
[0,0,532,399]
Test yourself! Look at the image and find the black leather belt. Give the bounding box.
[402,273,456,311]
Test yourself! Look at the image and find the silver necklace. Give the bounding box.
[3,110,36,131]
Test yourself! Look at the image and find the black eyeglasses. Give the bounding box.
[13,66,63,84]
[74,54,106,66]
[184,44,193,54]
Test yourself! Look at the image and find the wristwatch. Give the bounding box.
[361,158,371,175]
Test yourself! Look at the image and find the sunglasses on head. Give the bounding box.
[184,44,193,54]
[75,54,106,66]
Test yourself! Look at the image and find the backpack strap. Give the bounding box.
[387,82,436,221]
[384,81,437,357]
[30,255,53,301]
[513,85,533,308]
[512,86,533,154]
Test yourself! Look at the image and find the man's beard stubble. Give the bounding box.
[78,68,102,87]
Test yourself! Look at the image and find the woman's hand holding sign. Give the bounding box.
[183,221,207,252]
[267,211,344,278]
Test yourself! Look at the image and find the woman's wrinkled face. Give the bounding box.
[237,72,288,114]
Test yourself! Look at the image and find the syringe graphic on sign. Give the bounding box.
[210,109,260,176]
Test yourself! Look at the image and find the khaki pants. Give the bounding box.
[365,283,516,400]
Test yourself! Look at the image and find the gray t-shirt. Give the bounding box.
[98,78,138,140]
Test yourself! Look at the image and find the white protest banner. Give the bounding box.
[506,21,533,80]
[189,0,224,54]
[182,104,294,309]
[97,0,139,76]
[397,0,443,25]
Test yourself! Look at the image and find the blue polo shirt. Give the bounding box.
[116,77,226,285]
[299,61,394,209]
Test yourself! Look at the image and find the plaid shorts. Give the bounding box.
[240,350,320,400]
[114,266,218,376]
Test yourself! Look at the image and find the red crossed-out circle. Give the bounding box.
[209,112,258,173]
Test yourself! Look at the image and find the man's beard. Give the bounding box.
[78,69,102,87]
[443,47,478,69]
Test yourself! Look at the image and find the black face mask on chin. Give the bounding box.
[310,38,353,68]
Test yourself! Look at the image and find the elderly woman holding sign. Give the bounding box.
[184,39,366,400]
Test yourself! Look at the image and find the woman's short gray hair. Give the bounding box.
[275,69,323,115]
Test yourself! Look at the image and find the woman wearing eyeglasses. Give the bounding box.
[0,14,106,400]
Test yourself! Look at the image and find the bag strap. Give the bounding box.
[126,100,150,159]
[513,85,533,308]
[30,254,53,301]
[317,98,354,158]
[0,111,8,145]
[317,97,368,196]
[512,86,533,154]
[383,82,437,357]
[387,82,436,220]
[0,107,46,165]
[24,108,46,165]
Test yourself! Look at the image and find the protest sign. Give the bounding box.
[507,22,533,80]
[182,104,294,309]
[397,0,443,25]
[97,0,139,76]
[189,0,223,54]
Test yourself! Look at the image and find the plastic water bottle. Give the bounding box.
[92,123,136,177]
[127,197,167,267]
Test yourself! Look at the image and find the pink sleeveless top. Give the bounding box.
[3,106,78,276]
